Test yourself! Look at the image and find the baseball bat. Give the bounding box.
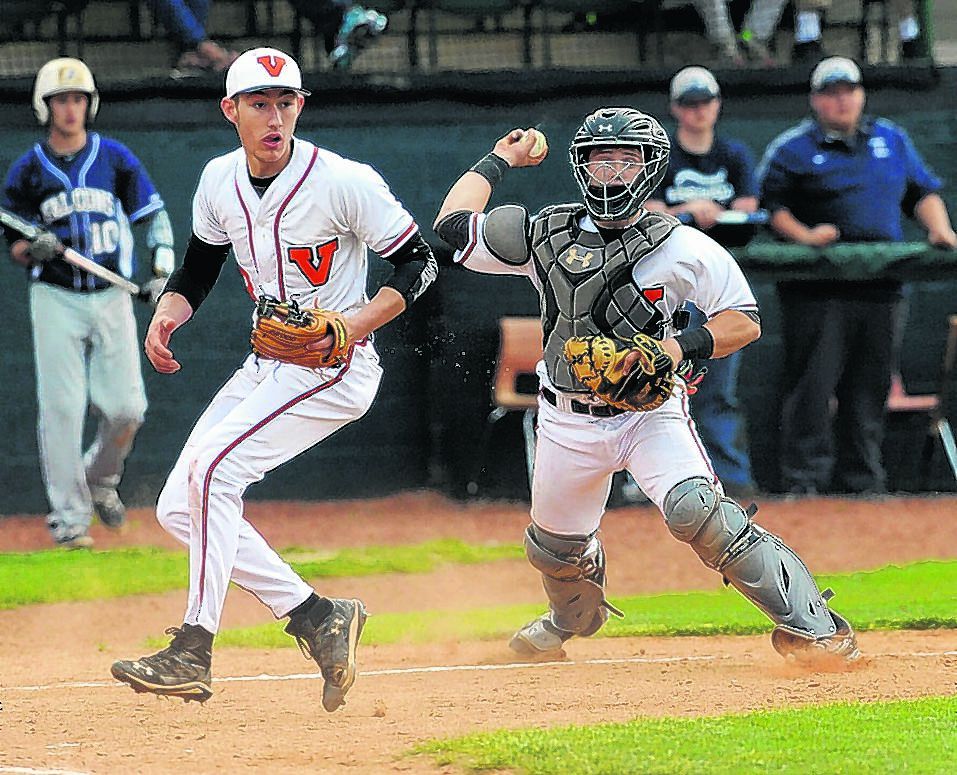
[0,206,151,301]
[676,209,770,226]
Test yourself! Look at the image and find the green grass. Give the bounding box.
[217,560,957,648]
[0,539,522,609]
[416,696,957,774]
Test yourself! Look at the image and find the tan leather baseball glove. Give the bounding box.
[251,296,353,369]
[564,333,675,412]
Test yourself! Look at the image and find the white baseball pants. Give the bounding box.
[156,346,382,634]
[531,385,721,537]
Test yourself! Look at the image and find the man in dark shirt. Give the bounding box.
[647,66,758,498]
[758,56,957,494]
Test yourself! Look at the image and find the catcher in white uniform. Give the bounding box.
[111,47,436,707]
[434,107,860,667]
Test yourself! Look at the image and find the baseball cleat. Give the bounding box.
[91,486,127,530]
[771,610,862,668]
[286,597,367,712]
[111,624,213,703]
[55,532,94,549]
[509,613,573,659]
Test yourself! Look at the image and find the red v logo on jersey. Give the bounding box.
[257,55,286,77]
[641,286,665,305]
[288,239,339,286]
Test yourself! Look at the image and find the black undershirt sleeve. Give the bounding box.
[434,210,472,253]
[381,231,438,307]
[162,233,231,312]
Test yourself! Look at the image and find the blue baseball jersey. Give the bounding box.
[2,132,163,290]
[757,117,942,242]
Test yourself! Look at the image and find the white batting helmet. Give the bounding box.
[32,57,100,125]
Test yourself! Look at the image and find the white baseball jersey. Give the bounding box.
[158,138,421,634]
[192,137,419,312]
[454,211,759,398]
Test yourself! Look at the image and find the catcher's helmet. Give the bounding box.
[569,107,670,222]
[32,57,99,126]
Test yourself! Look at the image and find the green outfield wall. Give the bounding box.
[2,72,956,513]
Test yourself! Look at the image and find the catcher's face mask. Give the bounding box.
[569,107,670,223]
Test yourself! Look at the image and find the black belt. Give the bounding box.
[540,387,628,417]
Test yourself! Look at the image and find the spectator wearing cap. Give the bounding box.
[646,66,759,499]
[757,56,957,495]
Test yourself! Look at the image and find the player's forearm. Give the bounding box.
[915,193,954,237]
[153,291,193,329]
[703,309,761,358]
[434,172,494,227]
[145,209,175,276]
[347,287,406,341]
[770,208,814,244]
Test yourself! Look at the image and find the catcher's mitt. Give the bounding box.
[563,333,675,412]
[251,296,353,369]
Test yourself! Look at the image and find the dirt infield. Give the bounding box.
[1,493,956,774]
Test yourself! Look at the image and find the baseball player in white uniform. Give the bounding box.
[434,108,861,667]
[111,47,437,708]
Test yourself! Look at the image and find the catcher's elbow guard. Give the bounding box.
[482,204,531,265]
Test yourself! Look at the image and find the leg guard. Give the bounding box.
[524,524,623,637]
[662,477,838,639]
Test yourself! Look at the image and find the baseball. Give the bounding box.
[528,129,548,159]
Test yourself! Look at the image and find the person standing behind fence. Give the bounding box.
[757,56,956,495]
[645,66,758,499]
[147,0,237,74]
[789,1,928,63]
[1,58,173,547]
[286,0,388,70]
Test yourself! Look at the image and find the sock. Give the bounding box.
[286,592,321,620]
[795,11,822,44]
[899,16,920,42]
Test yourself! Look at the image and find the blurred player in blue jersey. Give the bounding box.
[2,58,174,547]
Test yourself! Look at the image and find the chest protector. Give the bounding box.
[530,204,679,392]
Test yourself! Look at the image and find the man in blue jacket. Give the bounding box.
[758,57,956,495]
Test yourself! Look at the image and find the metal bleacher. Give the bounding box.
[0,0,940,82]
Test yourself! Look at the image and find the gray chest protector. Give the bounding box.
[529,204,679,392]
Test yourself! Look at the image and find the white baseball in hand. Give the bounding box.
[527,129,548,159]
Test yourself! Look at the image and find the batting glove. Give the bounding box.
[28,231,60,263]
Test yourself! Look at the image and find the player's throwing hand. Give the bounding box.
[493,128,549,168]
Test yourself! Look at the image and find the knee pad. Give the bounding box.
[524,524,622,636]
[662,477,749,569]
[663,477,838,638]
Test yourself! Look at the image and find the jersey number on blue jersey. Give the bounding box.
[89,219,120,256]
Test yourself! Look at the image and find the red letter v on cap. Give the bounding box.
[257,56,286,77]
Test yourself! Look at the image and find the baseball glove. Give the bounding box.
[563,333,676,412]
[251,296,353,369]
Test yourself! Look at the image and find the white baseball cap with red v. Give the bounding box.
[225,47,311,98]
